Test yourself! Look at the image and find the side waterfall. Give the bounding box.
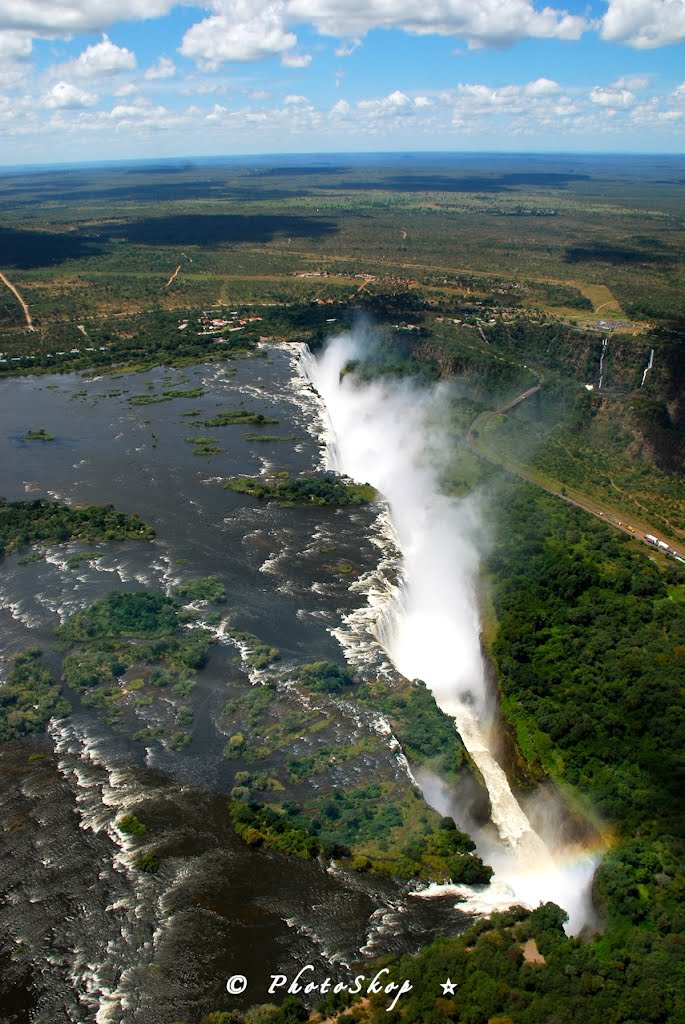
[641,348,654,387]
[598,337,608,389]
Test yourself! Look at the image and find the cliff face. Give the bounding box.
[590,395,684,474]
[655,337,685,433]
[416,322,685,473]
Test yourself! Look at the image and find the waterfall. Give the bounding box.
[598,337,608,389]
[641,348,654,387]
[301,331,599,932]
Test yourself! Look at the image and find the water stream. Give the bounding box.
[641,348,655,387]
[598,337,608,390]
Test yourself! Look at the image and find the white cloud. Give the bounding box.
[177,0,592,68]
[601,0,685,48]
[456,82,527,111]
[43,80,98,108]
[179,4,297,66]
[0,29,32,59]
[524,77,561,96]
[144,55,176,79]
[589,85,635,107]
[613,73,650,90]
[108,99,174,130]
[358,89,411,111]
[284,93,308,103]
[281,51,312,66]
[2,75,683,160]
[67,34,136,77]
[356,89,415,126]
[286,0,587,46]
[0,0,175,34]
[335,37,361,56]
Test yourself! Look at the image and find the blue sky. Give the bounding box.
[1,0,684,164]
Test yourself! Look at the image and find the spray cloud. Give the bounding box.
[303,325,600,934]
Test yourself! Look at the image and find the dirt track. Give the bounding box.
[0,271,35,331]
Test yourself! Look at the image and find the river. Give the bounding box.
[0,345,476,1024]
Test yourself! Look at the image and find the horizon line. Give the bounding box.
[1,149,685,174]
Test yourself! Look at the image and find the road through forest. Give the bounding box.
[466,385,683,557]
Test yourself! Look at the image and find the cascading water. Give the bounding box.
[641,348,654,387]
[598,337,608,389]
[302,330,600,933]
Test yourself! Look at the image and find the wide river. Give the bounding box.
[0,347,473,1024]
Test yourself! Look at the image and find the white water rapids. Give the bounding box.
[303,331,599,933]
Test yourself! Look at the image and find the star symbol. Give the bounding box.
[440,978,458,996]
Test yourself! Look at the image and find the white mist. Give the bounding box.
[303,329,599,934]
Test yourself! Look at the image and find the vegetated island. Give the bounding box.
[225,471,376,506]
[220,631,492,885]
[0,579,228,752]
[0,498,154,556]
[201,409,279,427]
[22,428,54,442]
[128,386,205,405]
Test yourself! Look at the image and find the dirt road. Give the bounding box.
[0,271,35,331]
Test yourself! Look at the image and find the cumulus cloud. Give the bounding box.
[613,73,650,90]
[335,38,362,56]
[1,0,683,79]
[589,85,635,107]
[108,98,174,130]
[358,89,411,111]
[0,0,175,34]
[144,55,175,79]
[176,0,592,68]
[601,0,685,48]
[179,3,297,66]
[66,34,136,77]
[524,76,561,95]
[286,0,587,46]
[43,80,98,108]
[281,51,312,66]
[0,29,32,59]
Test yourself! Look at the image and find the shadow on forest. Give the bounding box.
[310,172,591,193]
[0,180,246,204]
[0,226,104,269]
[565,243,671,266]
[0,178,312,205]
[99,213,338,245]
